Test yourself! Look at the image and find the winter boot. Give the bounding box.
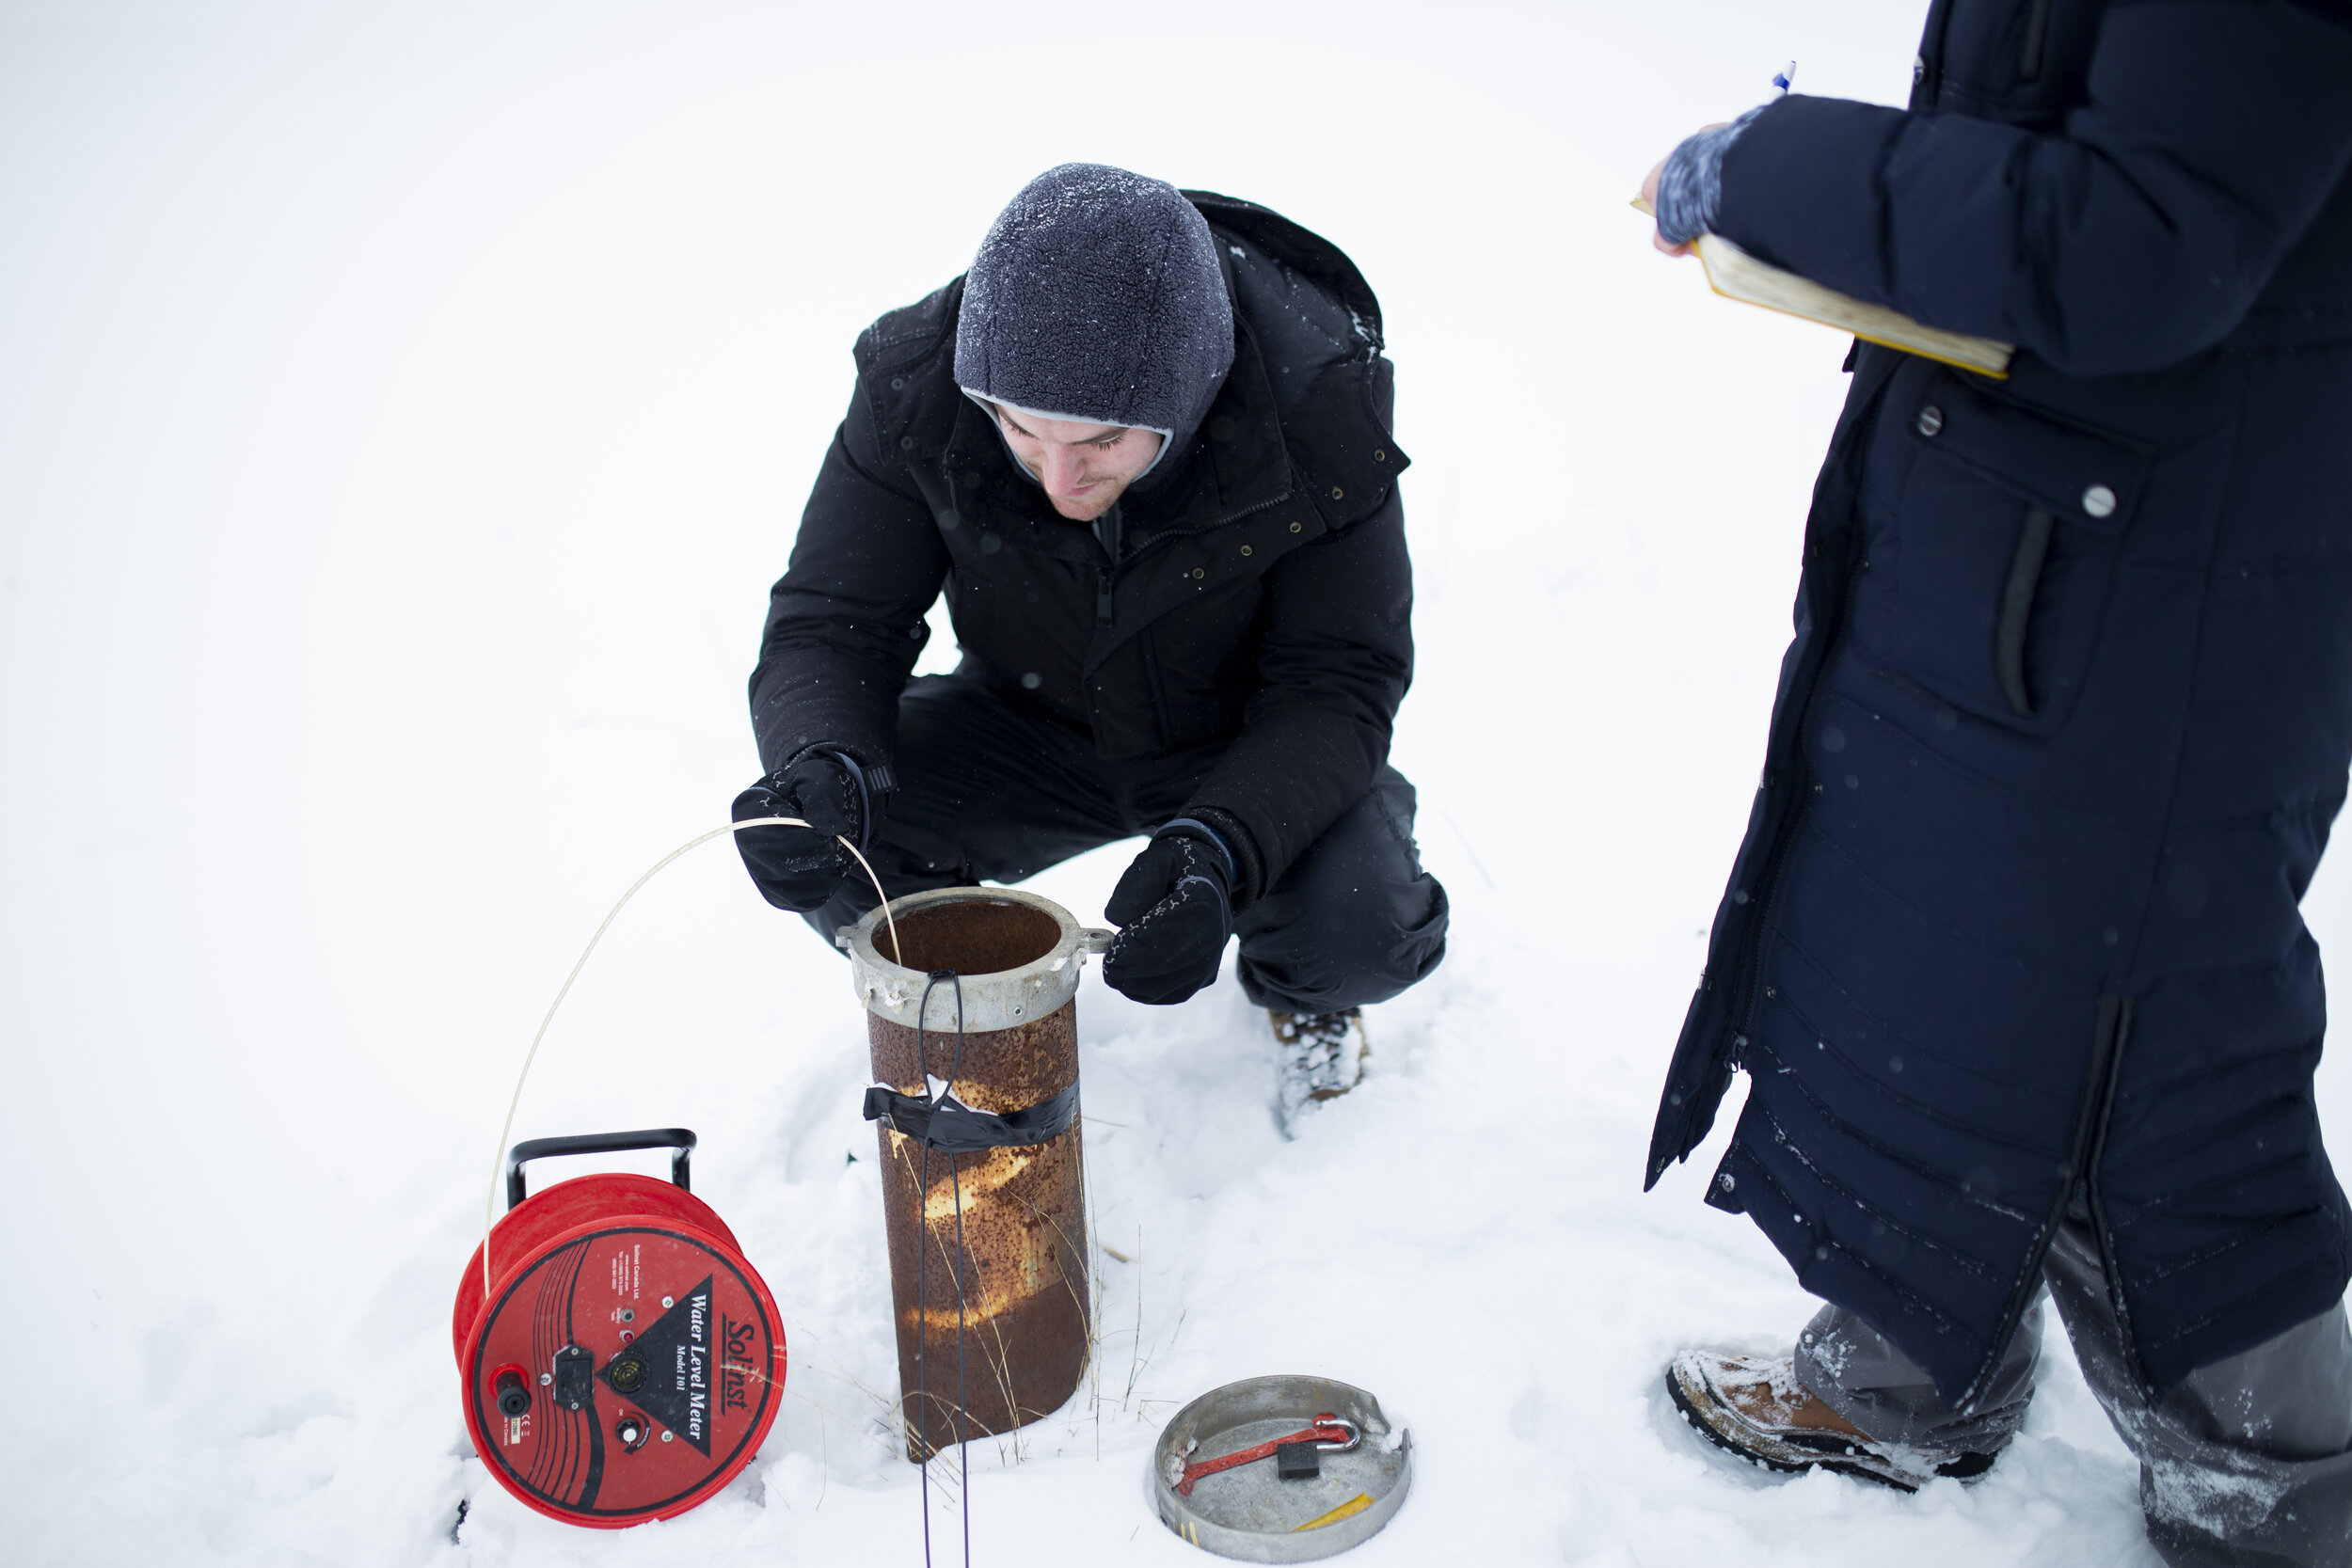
[1664,1350,1998,1491]
[1271,1008,1367,1132]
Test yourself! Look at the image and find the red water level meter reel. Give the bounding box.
[453,1128,787,1527]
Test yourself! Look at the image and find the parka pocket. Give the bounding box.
[1862,372,2152,732]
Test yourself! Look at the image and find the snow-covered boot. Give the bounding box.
[1664,1350,1998,1492]
[1271,1008,1367,1132]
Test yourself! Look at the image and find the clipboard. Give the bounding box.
[1633,198,2012,378]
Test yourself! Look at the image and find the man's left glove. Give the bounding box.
[1102,821,1236,1006]
[732,752,866,912]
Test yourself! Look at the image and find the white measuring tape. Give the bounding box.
[481,816,900,1294]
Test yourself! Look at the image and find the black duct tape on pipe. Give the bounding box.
[862,1082,1079,1153]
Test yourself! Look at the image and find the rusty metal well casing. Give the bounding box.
[841,888,1108,1460]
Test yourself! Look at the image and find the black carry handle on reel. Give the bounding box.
[505,1127,696,1210]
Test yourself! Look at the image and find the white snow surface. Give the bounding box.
[5,4,2344,1564]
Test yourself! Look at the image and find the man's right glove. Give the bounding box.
[1102,822,1236,1006]
[732,752,866,912]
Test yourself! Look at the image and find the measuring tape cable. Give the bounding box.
[481,817,899,1297]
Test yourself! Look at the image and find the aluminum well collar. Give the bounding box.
[839,885,1113,1034]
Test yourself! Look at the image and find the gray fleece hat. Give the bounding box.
[955,164,1235,480]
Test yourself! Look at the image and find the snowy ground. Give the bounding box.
[8,3,2349,1563]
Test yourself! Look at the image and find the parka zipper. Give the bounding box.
[2080,1004,2150,1402]
[1124,489,1294,562]
[1958,995,2133,1411]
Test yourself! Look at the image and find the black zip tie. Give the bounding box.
[862,1081,1078,1151]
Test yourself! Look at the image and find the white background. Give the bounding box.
[6,3,2344,1562]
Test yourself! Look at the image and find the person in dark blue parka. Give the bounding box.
[1638,2,2352,1561]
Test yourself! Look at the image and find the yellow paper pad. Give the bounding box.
[1631,198,2012,378]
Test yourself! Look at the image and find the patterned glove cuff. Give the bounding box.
[820,750,896,853]
[1157,817,1233,883]
[1655,105,1765,246]
[1161,807,1263,911]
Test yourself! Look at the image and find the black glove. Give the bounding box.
[1102,823,1235,1005]
[732,753,866,912]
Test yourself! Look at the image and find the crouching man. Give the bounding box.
[732,165,1447,1118]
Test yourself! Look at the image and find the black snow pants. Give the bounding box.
[803,671,1450,1015]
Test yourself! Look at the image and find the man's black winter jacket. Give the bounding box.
[751,193,1412,891]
